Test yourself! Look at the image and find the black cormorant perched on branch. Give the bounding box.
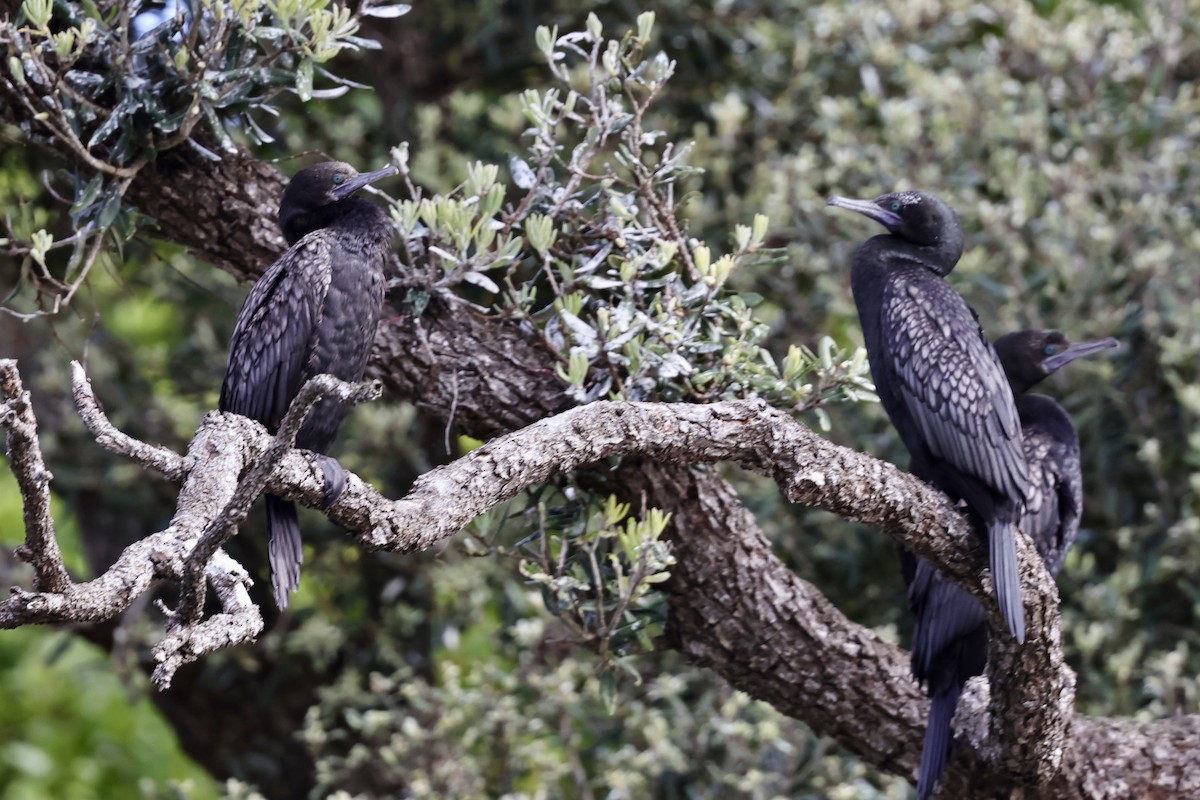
[220,161,397,608]
[907,329,1117,799]
[826,190,1029,643]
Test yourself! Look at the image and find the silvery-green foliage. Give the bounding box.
[385,13,873,417]
[299,561,911,800]
[377,14,879,701]
[465,491,674,678]
[2,0,407,316]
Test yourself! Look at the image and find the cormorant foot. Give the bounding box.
[316,455,348,510]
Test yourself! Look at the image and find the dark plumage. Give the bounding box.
[827,190,1030,642]
[220,161,396,608]
[906,330,1116,799]
[997,330,1117,573]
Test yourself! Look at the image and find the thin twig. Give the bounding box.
[444,369,460,455]
[71,360,188,481]
[0,360,71,593]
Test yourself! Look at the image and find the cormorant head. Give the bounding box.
[826,190,964,268]
[279,161,398,245]
[994,329,1119,394]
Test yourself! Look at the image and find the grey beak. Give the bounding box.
[332,165,399,200]
[1044,337,1120,372]
[826,195,903,229]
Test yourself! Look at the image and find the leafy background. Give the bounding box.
[1,0,1196,797]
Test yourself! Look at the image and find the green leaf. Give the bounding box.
[201,103,235,153]
[22,0,52,29]
[361,2,410,18]
[8,56,26,87]
[86,108,123,149]
[186,137,222,161]
[296,60,313,102]
[74,174,103,212]
[509,156,536,190]
[223,27,247,69]
[342,34,382,50]
[534,25,556,57]
[739,292,764,307]
[97,192,121,229]
[636,11,655,43]
[462,271,499,294]
[308,85,350,99]
[243,113,275,144]
[598,669,617,714]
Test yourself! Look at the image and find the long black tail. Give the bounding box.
[265,494,303,609]
[916,684,961,800]
[989,518,1025,643]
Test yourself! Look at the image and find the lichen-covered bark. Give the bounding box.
[0,360,70,593]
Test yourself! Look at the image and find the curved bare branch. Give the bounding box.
[0,361,1104,789]
[1,359,70,593]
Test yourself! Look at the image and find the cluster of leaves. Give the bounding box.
[290,554,909,800]
[385,12,874,419]
[463,491,673,684]
[370,14,880,701]
[1,0,407,316]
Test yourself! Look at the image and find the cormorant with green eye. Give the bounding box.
[826,189,1030,643]
[221,160,397,608]
[904,328,1117,799]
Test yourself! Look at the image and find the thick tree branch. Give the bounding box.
[2,363,267,687]
[1,363,1106,789]
[143,403,270,688]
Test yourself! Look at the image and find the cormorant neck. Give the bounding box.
[931,229,964,274]
[871,232,963,277]
[998,352,1048,396]
[1005,374,1039,396]
[280,197,381,247]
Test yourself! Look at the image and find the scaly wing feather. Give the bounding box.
[883,274,1029,504]
[219,236,332,430]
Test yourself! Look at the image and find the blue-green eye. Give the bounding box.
[1044,345,1057,355]
[890,201,901,211]
[333,174,345,185]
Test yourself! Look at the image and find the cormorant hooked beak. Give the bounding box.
[333,165,399,200]
[1044,337,1120,372]
[826,195,903,230]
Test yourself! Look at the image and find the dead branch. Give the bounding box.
[1,359,71,593]
[4,361,1197,793]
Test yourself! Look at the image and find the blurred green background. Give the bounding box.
[1,0,1197,797]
